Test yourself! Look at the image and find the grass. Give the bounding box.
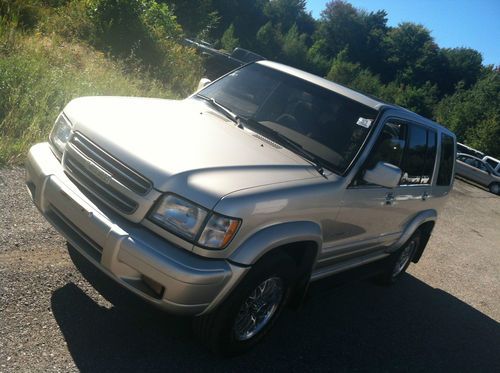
[0,0,203,165]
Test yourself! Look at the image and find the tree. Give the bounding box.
[220,23,239,52]
[281,24,308,69]
[256,21,282,59]
[384,22,442,87]
[318,0,363,59]
[162,0,218,38]
[436,69,500,156]
[211,0,267,48]
[384,82,439,119]
[306,39,331,76]
[326,49,383,96]
[440,47,483,93]
[264,0,315,37]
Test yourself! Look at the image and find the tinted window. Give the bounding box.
[437,134,455,186]
[485,158,499,168]
[421,131,437,184]
[364,121,406,169]
[200,63,378,174]
[400,125,427,184]
[475,160,488,172]
[462,156,475,165]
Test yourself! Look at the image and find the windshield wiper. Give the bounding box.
[195,94,243,129]
[242,118,327,177]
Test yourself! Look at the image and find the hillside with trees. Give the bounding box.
[1,0,499,164]
[171,0,499,157]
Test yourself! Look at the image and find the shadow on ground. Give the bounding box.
[51,246,500,372]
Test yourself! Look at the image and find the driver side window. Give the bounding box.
[365,121,406,170]
[353,121,406,186]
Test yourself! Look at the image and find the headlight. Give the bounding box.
[198,214,241,249]
[49,113,72,156]
[150,194,241,249]
[150,195,208,240]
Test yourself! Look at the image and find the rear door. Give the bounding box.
[457,155,490,185]
[394,122,438,221]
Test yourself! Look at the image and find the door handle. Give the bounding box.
[422,191,429,201]
[385,193,395,205]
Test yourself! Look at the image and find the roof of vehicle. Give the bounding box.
[257,60,455,137]
[457,142,485,154]
[457,153,486,162]
[483,155,500,162]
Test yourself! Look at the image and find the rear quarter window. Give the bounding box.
[437,134,455,186]
[485,158,499,168]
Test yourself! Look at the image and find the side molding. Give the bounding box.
[229,221,322,266]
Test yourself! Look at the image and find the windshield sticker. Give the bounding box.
[356,117,372,128]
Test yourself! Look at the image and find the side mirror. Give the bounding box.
[363,162,402,188]
[197,78,212,91]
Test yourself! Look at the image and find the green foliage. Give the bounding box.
[0,0,45,29]
[220,23,239,52]
[327,49,383,96]
[88,0,181,57]
[0,32,171,164]
[1,0,498,163]
[327,49,362,85]
[436,70,500,156]
[384,82,439,119]
[256,21,282,60]
[281,24,308,69]
[162,0,218,38]
[440,47,483,92]
[306,39,331,76]
[0,0,204,165]
[384,22,442,87]
[264,0,314,36]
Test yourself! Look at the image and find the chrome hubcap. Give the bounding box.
[233,277,284,341]
[392,240,416,277]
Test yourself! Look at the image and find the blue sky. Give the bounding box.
[306,0,500,66]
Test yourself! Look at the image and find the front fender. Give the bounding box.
[229,221,322,266]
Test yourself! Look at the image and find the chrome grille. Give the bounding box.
[70,133,151,195]
[63,132,152,214]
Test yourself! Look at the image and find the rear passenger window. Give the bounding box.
[422,131,437,183]
[437,134,455,186]
[400,124,437,185]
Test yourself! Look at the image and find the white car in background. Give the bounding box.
[483,156,500,175]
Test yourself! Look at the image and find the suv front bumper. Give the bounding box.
[25,143,246,315]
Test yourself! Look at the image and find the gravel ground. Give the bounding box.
[1,167,499,372]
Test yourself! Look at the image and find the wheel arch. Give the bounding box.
[228,221,322,266]
[488,181,500,194]
[388,209,437,261]
[228,221,322,308]
[411,220,435,263]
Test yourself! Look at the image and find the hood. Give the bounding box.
[63,96,319,208]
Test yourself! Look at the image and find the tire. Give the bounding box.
[193,253,296,356]
[376,231,421,286]
[489,182,500,195]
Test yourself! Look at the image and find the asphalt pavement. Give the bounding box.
[1,168,499,372]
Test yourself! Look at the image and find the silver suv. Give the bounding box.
[26,61,456,355]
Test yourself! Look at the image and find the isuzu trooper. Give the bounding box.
[26,60,456,354]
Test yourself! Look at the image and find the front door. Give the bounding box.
[319,119,438,265]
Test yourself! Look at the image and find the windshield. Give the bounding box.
[198,63,379,174]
